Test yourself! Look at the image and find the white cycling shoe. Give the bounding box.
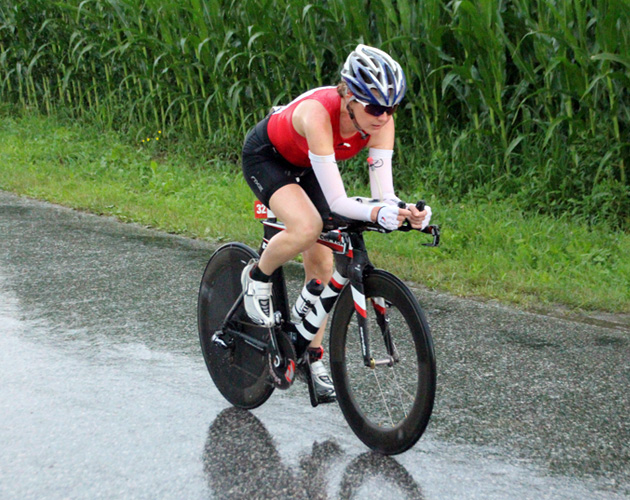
[310,360,336,402]
[241,260,275,327]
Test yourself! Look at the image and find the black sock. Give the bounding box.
[250,264,271,283]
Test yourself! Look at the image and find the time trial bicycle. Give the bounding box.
[197,198,440,455]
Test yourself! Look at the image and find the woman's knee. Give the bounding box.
[269,184,322,239]
[304,217,324,240]
[286,217,322,242]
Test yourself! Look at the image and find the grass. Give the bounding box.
[1,111,628,314]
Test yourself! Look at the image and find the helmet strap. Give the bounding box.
[346,102,369,140]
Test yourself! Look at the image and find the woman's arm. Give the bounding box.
[366,119,397,201]
[294,100,380,221]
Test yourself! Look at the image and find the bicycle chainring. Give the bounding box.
[268,331,297,390]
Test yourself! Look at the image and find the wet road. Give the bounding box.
[1,190,628,499]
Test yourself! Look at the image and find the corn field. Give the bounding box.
[1,0,629,228]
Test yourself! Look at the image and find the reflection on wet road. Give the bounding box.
[1,191,628,499]
[203,408,425,499]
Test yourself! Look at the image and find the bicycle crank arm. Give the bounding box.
[221,328,268,352]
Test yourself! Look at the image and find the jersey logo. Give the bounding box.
[336,142,351,149]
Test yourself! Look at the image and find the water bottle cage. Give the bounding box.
[294,300,315,320]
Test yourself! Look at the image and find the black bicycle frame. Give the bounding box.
[261,218,385,368]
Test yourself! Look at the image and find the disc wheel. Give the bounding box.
[198,243,274,409]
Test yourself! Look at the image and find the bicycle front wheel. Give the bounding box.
[198,243,274,409]
[329,269,436,455]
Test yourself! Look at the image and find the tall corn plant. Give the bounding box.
[499,0,629,224]
[1,0,628,227]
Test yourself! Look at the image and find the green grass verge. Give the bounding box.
[1,111,629,313]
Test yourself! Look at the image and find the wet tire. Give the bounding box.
[329,270,436,455]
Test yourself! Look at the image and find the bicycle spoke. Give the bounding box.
[343,301,419,429]
[391,371,415,401]
[390,365,412,418]
[375,300,413,417]
[372,369,395,427]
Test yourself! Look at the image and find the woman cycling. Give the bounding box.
[241,44,431,403]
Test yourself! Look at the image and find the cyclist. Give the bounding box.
[241,44,431,403]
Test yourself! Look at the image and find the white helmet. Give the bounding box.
[341,44,407,107]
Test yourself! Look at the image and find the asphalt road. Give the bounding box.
[1,190,628,499]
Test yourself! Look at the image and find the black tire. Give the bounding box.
[197,243,274,409]
[329,270,436,455]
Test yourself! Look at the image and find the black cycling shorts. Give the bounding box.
[241,116,330,217]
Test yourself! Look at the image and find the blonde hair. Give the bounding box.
[337,81,348,97]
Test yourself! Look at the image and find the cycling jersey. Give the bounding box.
[243,86,398,224]
[267,87,370,167]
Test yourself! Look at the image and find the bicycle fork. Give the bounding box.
[336,233,398,369]
[350,276,399,368]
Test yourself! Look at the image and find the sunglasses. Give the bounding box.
[351,97,398,116]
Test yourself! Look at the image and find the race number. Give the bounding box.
[254,200,268,219]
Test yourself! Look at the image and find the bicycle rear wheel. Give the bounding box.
[329,269,436,455]
[198,243,274,409]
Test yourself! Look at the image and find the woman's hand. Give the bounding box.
[372,205,411,230]
[406,204,432,230]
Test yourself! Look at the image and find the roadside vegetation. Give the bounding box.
[0,0,628,313]
[1,111,628,313]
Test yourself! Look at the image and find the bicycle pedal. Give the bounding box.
[316,394,337,405]
[211,331,228,349]
[273,310,282,326]
[305,378,336,406]
[299,361,324,407]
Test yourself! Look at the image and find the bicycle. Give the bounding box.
[197,198,440,455]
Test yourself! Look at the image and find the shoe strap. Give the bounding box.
[246,280,272,295]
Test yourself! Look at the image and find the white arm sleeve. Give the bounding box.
[368,148,397,202]
[308,151,374,222]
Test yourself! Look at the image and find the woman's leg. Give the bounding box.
[258,180,333,349]
[301,238,336,401]
[257,183,323,276]
[301,243,333,349]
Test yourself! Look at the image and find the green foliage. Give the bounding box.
[1,0,629,228]
[1,111,628,312]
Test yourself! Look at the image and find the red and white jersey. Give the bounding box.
[267,87,369,167]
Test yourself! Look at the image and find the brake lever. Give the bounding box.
[421,224,440,247]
